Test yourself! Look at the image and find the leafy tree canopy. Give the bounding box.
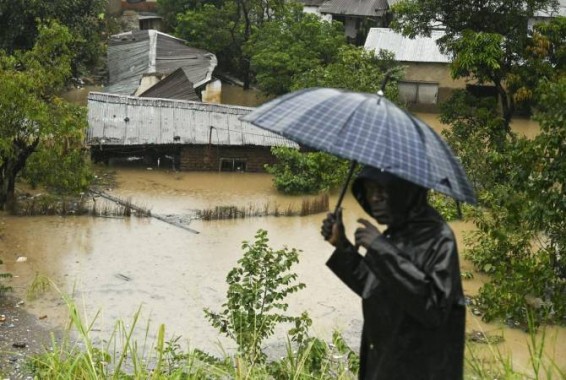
[430,12,566,326]
[248,5,346,96]
[0,22,92,209]
[0,0,107,75]
[157,0,224,30]
[391,0,560,124]
[175,0,289,88]
[291,46,403,101]
[391,0,559,38]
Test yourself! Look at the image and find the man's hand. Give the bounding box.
[354,219,382,249]
[321,208,350,248]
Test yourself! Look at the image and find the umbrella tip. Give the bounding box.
[376,90,384,104]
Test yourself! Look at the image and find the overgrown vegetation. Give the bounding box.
[169,0,402,96]
[0,0,107,77]
[0,21,93,210]
[391,1,566,327]
[204,229,310,363]
[265,148,352,195]
[455,77,566,327]
[465,312,565,379]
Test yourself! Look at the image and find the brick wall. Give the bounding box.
[179,145,277,172]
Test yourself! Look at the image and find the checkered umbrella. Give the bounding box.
[241,87,477,206]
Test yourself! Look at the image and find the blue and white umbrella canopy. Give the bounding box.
[241,87,476,205]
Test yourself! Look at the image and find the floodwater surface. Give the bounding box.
[1,169,564,375]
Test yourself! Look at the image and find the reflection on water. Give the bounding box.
[1,168,564,373]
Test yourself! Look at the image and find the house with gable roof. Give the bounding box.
[364,27,469,111]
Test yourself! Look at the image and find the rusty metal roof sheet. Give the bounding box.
[364,28,451,63]
[319,0,389,17]
[87,92,299,148]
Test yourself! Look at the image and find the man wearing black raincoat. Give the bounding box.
[321,166,466,379]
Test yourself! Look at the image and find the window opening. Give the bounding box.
[220,158,247,172]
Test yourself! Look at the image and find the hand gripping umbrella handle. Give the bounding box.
[334,161,358,214]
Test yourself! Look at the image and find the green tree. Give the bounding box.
[462,77,566,326]
[292,45,402,101]
[176,0,288,88]
[265,147,352,195]
[0,0,107,76]
[248,5,346,96]
[508,17,566,114]
[0,22,92,210]
[157,0,224,30]
[204,229,310,363]
[392,1,566,326]
[391,0,558,127]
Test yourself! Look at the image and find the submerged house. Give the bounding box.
[87,92,298,172]
[105,30,217,100]
[364,27,467,111]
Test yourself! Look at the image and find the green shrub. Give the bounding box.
[266,147,351,195]
[204,229,311,364]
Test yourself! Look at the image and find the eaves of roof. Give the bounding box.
[319,0,389,17]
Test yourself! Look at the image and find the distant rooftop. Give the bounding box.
[319,0,389,17]
[534,0,566,17]
[105,30,217,96]
[364,28,451,63]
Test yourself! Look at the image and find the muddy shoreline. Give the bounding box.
[0,295,61,379]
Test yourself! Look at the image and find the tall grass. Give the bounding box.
[26,299,566,379]
[26,297,357,379]
[13,193,151,218]
[464,313,565,379]
[197,193,329,221]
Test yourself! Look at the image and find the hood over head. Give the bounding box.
[352,165,428,227]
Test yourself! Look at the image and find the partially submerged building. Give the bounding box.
[87,92,298,172]
[364,27,467,111]
[105,30,217,100]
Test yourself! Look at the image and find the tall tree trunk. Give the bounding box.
[0,138,39,210]
[241,0,252,90]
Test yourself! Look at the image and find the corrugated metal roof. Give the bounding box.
[364,28,451,63]
[105,30,217,96]
[87,92,299,148]
[319,0,388,17]
[138,68,200,101]
[298,0,327,7]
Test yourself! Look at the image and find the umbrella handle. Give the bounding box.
[334,161,358,214]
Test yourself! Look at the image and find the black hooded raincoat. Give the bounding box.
[326,167,466,379]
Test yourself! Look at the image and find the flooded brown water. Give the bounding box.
[1,168,565,374]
